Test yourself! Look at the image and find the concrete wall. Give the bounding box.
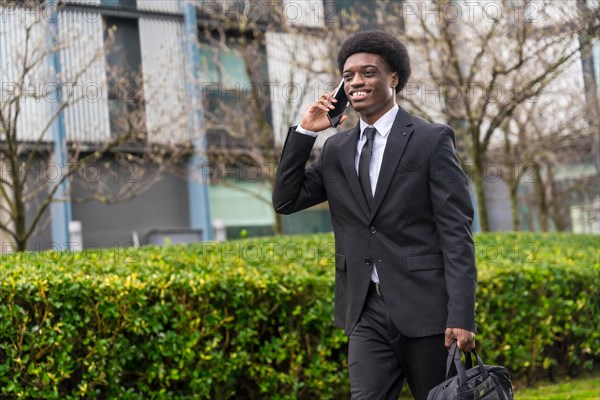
[70,157,191,248]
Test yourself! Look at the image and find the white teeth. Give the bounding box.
[353,91,367,97]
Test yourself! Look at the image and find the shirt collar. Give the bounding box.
[359,104,399,140]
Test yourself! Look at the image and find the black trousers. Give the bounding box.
[348,290,447,400]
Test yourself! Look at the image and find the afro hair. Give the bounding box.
[337,30,411,94]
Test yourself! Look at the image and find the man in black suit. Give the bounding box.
[272,31,477,400]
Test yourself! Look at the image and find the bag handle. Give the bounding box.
[447,341,489,389]
[445,342,471,379]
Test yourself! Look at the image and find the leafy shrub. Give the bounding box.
[475,233,599,384]
[0,232,597,398]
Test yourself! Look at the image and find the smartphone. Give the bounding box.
[327,78,349,128]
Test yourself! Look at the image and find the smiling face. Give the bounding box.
[342,52,399,125]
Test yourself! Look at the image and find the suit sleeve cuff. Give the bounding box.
[295,125,318,137]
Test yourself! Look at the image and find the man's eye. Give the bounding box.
[364,70,374,76]
[343,75,352,81]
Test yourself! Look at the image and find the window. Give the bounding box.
[199,43,251,148]
[101,0,137,10]
[333,0,403,30]
[198,36,272,151]
[103,16,146,138]
[199,44,252,86]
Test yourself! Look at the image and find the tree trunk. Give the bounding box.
[547,166,568,231]
[509,180,521,231]
[9,154,27,252]
[534,165,549,232]
[13,196,27,252]
[472,151,490,231]
[15,238,27,252]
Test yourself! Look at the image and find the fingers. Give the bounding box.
[444,328,455,349]
[301,92,338,132]
[445,328,475,351]
[314,93,337,112]
[457,334,475,351]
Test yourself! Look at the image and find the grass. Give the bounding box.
[399,373,599,399]
[516,374,599,399]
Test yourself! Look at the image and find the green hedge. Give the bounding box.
[0,233,598,398]
[474,233,599,382]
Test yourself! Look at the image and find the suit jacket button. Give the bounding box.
[365,259,372,266]
[369,226,376,234]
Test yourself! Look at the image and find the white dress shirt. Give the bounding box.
[296,104,400,283]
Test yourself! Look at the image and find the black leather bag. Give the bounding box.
[427,342,514,400]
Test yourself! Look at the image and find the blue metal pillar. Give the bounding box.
[182,0,213,240]
[47,0,73,249]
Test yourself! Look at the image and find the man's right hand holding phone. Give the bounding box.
[300,92,348,133]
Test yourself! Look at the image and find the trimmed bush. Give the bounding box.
[474,233,599,383]
[0,232,598,398]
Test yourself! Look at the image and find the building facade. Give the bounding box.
[1,0,211,251]
[1,0,597,253]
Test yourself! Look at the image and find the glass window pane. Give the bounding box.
[220,50,250,86]
[198,46,219,83]
[209,182,275,226]
[198,42,251,87]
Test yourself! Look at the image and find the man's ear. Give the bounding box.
[390,72,399,88]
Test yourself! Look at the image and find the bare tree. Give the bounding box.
[399,0,600,231]
[493,89,594,231]
[0,1,192,251]
[318,0,598,231]
[193,2,334,235]
[187,0,598,235]
[541,134,598,232]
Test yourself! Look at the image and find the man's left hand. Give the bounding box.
[445,327,475,351]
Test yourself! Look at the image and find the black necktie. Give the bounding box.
[359,127,376,209]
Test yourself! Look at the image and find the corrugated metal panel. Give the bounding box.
[138,17,190,143]
[136,0,181,14]
[281,0,324,28]
[0,6,53,142]
[63,0,180,14]
[63,0,102,5]
[59,9,111,142]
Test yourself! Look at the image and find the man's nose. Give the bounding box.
[349,74,365,87]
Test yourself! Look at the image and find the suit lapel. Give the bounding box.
[340,124,371,219]
[370,107,414,221]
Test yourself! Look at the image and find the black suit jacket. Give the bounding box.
[272,107,477,337]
